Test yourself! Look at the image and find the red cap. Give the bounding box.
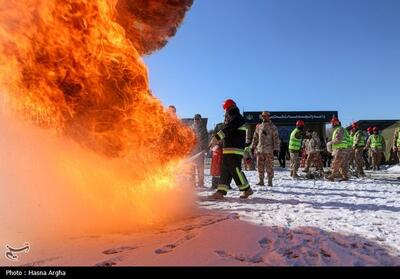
[330,116,340,126]
[296,120,305,127]
[367,127,373,132]
[222,99,236,111]
[351,122,358,129]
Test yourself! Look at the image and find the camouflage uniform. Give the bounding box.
[393,128,400,164]
[304,132,323,172]
[342,148,352,178]
[352,129,366,175]
[290,152,300,174]
[367,132,373,169]
[191,119,208,187]
[366,134,386,170]
[251,121,280,183]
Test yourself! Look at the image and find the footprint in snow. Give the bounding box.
[258,237,271,248]
[155,233,196,254]
[102,246,137,255]
[95,256,125,267]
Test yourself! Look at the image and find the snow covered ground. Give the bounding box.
[1,166,400,266]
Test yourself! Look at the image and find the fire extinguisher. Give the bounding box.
[210,145,223,177]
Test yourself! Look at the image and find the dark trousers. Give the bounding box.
[324,153,332,168]
[217,154,250,195]
[278,152,286,168]
[363,149,370,170]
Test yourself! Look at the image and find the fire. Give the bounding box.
[0,0,196,233]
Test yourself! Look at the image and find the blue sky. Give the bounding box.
[144,0,400,130]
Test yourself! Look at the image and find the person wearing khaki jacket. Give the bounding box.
[352,123,366,176]
[303,130,323,174]
[251,111,280,186]
[191,114,209,188]
[326,117,352,181]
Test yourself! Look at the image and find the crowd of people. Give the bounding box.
[179,99,400,200]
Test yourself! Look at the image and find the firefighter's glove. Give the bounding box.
[209,136,219,148]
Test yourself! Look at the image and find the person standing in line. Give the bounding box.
[326,117,352,181]
[191,114,209,188]
[365,127,386,171]
[349,127,356,170]
[351,123,366,176]
[251,111,280,186]
[392,127,400,165]
[365,127,374,170]
[303,130,324,174]
[289,120,305,178]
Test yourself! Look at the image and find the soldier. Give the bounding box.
[251,111,280,186]
[191,114,208,188]
[208,99,253,200]
[349,127,356,169]
[167,105,177,117]
[326,117,352,181]
[365,127,374,170]
[303,130,324,174]
[392,127,400,165]
[365,127,386,171]
[351,123,366,176]
[289,120,305,178]
[339,121,352,179]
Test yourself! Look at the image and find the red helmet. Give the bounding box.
[373,127,379,132]
[367,127,373,133]
[222,99,236,111]
[330,116,340,126]
[351,122,358,129]
[296,120,305,127]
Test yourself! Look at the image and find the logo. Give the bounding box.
[5,243,30,261]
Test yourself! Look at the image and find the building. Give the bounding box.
[243,111,338,143]
[347,120,400,164]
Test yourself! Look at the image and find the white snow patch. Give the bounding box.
[387,165,400,174]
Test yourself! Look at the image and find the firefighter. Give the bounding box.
[251,111,280,186]
[289,120,305,178]
[365,127,386,171]
[392,127,400,165]
[351,123,366,176]
[208,99,253,200]
[326,117,352,181]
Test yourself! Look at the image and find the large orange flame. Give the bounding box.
[0,0,196,233]
[0,0,194,159]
